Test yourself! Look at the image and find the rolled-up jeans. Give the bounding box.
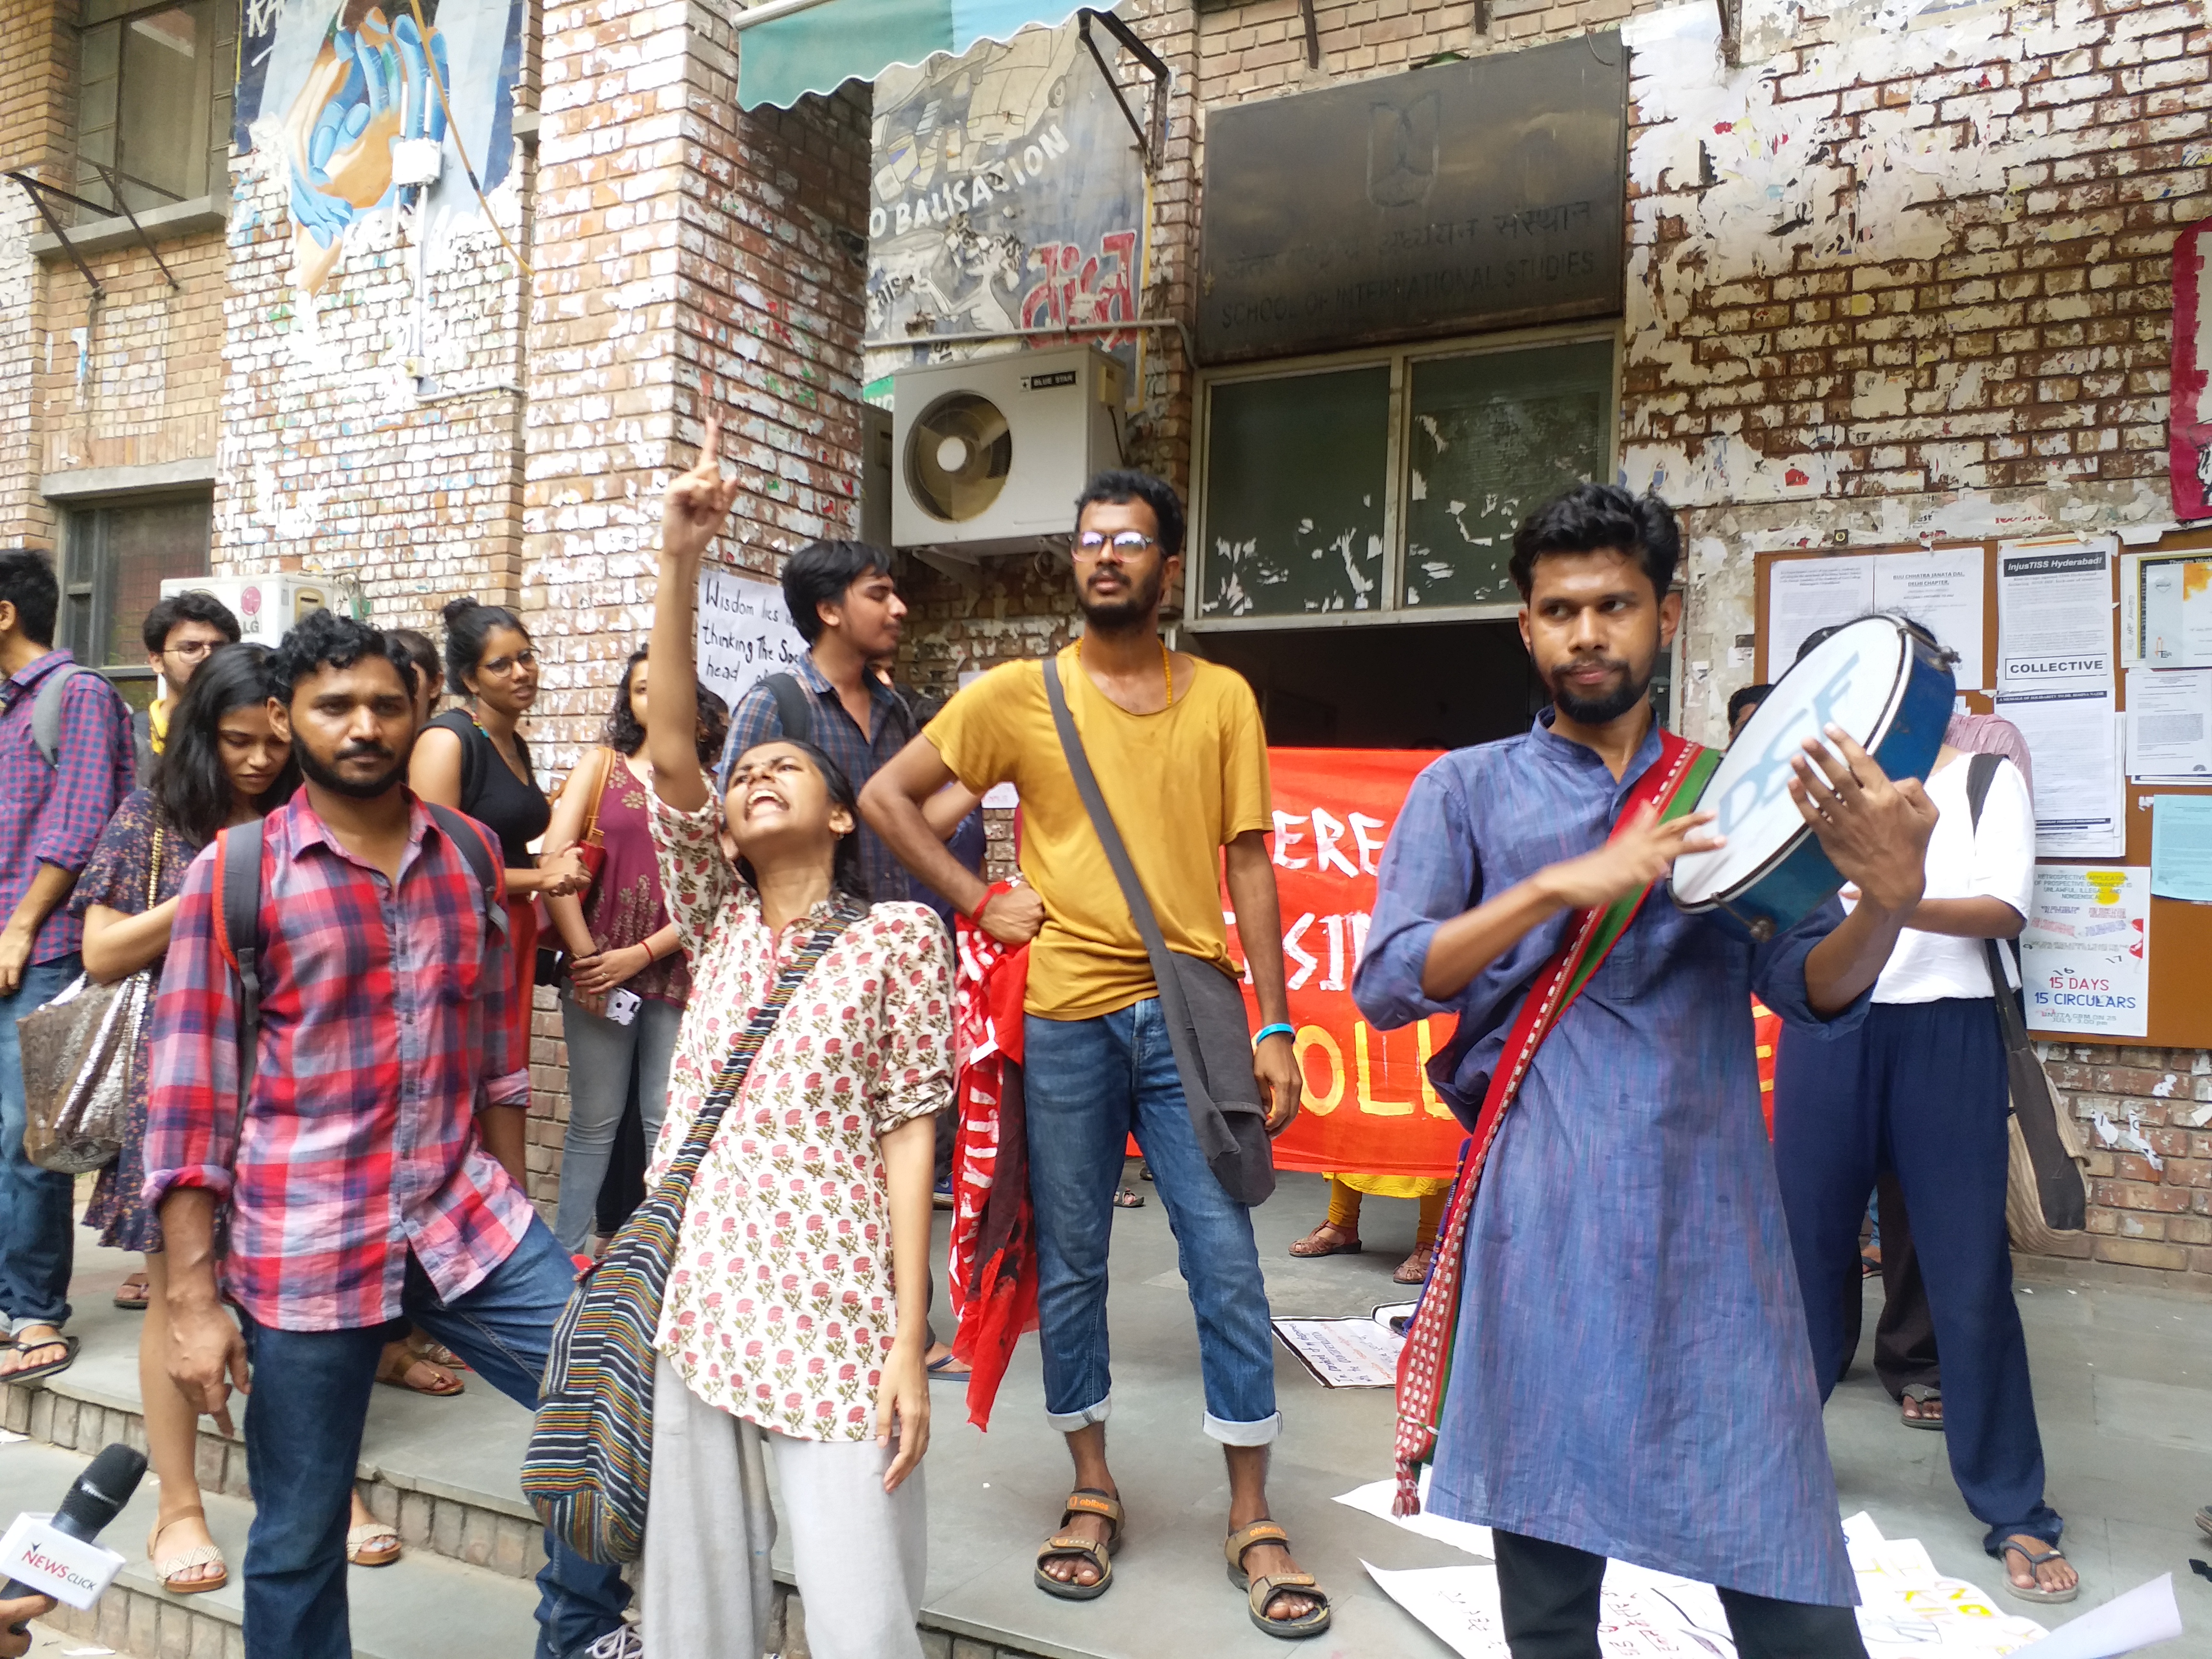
[1023,998,1280,1445]
[552,993,682,1252]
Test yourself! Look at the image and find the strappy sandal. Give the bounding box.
[1996,1539,2079,1604]
[1288,1222,1361,1259]
[149,1510,228,1594]
[1394,1245,1436,1285]
[1226,1519,1332,1639]
[347,1519,403,1567]
[1034,1489,1123,1601]
[375,1343,465,1396]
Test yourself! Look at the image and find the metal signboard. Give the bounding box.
[1197,34,1627,363]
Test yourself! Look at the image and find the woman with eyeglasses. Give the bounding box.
[411,600,590,1140]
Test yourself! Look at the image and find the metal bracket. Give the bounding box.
[1716,0,1742,62]
[1472,0,1491,32]
[1078,10,1171,174]
[1298,0,1322,68]
[4,168,180,292]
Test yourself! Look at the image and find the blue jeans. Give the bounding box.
[238,1217,628,1659]
[552,994,682,1252]
[0,955,81,1334]
[1023,1000,1279,1443]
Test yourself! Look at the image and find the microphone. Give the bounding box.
[2,1443,147,1630]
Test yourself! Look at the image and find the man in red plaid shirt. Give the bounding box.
[144,611,628,1659]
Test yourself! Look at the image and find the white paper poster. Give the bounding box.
[2126,667,2212,781]
[2021,867,2151,1037]
[1271,1314,1403,1388]
[2128,551,2212,667]
[695,569,809,713]
[1768,556,1873,676]
[1874,548,1987,690]
[1997,540,2115,660]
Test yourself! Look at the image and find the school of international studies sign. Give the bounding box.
[1197,35,1627,363]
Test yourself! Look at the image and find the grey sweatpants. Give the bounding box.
[642,1354,927,1659]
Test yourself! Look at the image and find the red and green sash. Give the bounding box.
[1392,729,1721,1516]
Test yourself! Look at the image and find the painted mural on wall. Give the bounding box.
[866,23,1145,357]
[234,0,524,295]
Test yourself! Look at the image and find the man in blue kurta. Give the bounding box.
[1354,484,1937,1659]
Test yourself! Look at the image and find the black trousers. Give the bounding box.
[1839,1170,1941,1399]
[1493,1531,1867,1659]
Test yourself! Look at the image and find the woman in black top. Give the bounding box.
[410,599,588,1127]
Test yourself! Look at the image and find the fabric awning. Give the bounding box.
[734,0,1092,110]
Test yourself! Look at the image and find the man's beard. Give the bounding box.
[1077,562,1165,634]
[1546,653,1654,726]
[293,736,409,800]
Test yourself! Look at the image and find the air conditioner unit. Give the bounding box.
[158,575,331,646]
[891,345,1126,558]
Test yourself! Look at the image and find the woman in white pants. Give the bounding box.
[634,423,948,1659]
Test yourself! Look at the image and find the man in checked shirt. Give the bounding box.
[144,612,630,1659]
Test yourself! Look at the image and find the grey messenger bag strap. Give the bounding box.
[1040,655,1276,1206]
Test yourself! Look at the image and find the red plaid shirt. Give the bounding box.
[144,793,535,1332]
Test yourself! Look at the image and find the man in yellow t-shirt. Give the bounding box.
[862,470,1327,1637]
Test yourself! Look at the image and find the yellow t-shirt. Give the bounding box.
[928,647,1272,1020]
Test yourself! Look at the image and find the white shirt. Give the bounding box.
[1851,752,2035,1003]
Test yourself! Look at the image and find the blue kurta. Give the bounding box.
[1352,715,1864,1606]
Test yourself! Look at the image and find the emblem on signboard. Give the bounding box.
[1367,93,1439,209]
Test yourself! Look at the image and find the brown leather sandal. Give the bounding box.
[1225,1520,1332,1639]
[1034,1489,1123,1601]
[1288,1221,1361,1258]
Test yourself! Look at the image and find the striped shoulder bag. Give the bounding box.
[523,898,862,1562]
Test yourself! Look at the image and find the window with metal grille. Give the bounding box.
[62,496,213,679]
[1190,330,1619,631]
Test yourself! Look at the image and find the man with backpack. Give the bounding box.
[144,611,629,1659]
[717,540,915,900]
[0,548,134,1385]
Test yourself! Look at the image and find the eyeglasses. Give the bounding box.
[163,641,220,662]
[481,649,538,674]
[1074,530,1158,559]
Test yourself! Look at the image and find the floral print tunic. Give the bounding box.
[647,790,952,1441]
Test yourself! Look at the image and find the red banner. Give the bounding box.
[1225,748,1465,1179]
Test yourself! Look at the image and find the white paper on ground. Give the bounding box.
[1334,1470,1495,1557]
[1362,1561,1740,1657]
[1357,1506,2056,1658]
[1270,1314,1402,1387]
[2010,1575,2182,1659]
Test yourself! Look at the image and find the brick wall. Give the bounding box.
[518,0,875,1204]
[1,0,81,548]
[211,130,534,625]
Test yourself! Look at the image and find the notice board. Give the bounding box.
[1754,528,2212,1050]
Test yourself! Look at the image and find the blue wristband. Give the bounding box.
[1252,1022,1296,1048]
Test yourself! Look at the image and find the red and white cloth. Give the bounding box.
[947,894,1037,1429]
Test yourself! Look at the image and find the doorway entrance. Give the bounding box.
[1189,618,1542,750]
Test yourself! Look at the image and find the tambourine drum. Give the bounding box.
[1671,614,1955,943]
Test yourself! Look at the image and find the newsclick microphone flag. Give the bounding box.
[2,1443,147,1626]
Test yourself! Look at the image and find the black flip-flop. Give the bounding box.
[1900,1385,1944,1431]
[3,1333,79,1384]
[114,1277,151,1312]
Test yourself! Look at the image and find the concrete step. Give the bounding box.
[5,1242,547,1582]
[0,1436,542,1659]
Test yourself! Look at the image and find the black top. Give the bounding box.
[428,708,548,867]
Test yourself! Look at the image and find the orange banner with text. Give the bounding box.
[1226,747,1465,1180]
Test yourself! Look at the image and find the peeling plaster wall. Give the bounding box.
[1617,0,2206,739]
